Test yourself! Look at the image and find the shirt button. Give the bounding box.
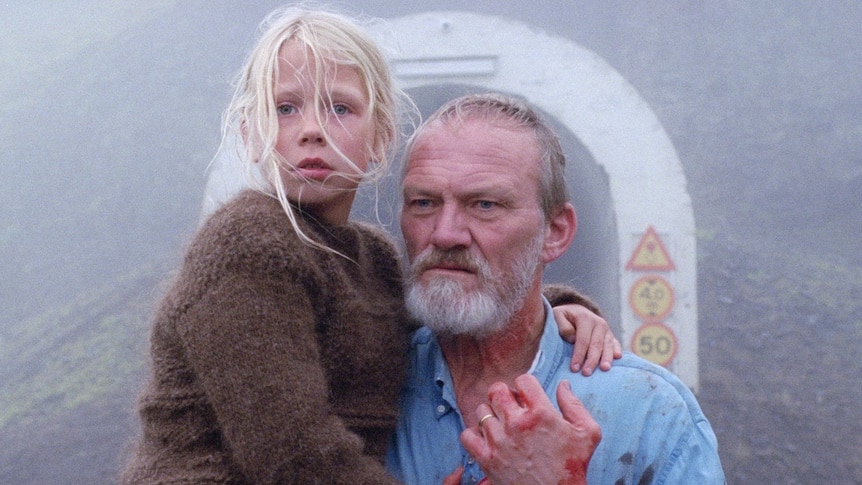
[467,456,475,464]
[436,404,446,414]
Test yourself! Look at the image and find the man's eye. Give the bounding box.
[331,104,349,115]
[476,200,496,210]
[408,199,433,210]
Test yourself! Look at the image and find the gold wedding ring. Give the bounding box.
[478,413,495,429]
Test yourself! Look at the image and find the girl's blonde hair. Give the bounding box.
[223,5,407,250]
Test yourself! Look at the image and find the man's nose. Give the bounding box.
[430,205,471,250]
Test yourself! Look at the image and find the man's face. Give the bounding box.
[400,117,548,336]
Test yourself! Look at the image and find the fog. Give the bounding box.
[1,1,860,483]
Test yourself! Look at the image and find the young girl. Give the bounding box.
[122,6,617,484]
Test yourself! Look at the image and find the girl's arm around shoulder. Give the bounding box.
[542,284,622,375]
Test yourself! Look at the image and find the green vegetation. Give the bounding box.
[0,266,159,431]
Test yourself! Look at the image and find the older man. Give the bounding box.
[386,93,725,484]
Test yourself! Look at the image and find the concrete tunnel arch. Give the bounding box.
[202,11,700,390]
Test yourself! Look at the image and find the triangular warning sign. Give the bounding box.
[625,226,675,271]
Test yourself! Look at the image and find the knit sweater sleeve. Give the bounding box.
[170,197,401,485]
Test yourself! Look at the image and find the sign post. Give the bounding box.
[623,226,697,390]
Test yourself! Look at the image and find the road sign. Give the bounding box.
[631,322,678,367]
[629,275,675,321]
[626,226,676,271]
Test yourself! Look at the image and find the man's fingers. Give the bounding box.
[556,380,601,445]
[442,466,465,485]
[486,380,523,424]
[556,380,586,422]
[510,374,553,412]
[475,403,498,433]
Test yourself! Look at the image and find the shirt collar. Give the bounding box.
[427,296,570,413]
[531,297,571,389]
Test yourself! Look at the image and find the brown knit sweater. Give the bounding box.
[122,190,411,484]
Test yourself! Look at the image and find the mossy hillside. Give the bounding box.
[0,264,163,431]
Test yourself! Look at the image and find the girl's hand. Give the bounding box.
[554,304,622,375]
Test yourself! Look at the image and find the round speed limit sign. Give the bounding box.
[629,275,674,321]
[631,323,678,367]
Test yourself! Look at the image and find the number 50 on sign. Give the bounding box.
[631,323,678,367]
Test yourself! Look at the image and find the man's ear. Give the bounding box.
[542,203,577,264]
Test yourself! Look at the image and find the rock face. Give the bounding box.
[696,233,862,484]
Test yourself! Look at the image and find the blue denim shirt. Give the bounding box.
[386,298,725,485]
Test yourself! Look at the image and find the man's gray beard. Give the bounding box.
[404,232,544,339]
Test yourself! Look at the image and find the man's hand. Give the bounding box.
[442,467,463,485]
[460,375,601,485]
[554,304,622,375]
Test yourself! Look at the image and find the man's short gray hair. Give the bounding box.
[404,92,570,220]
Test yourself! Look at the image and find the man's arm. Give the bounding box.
[458,375,601,485]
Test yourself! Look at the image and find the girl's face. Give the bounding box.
[272,40,375,224]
